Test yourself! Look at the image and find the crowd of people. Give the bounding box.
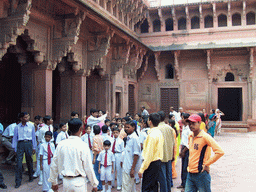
[0,106,225,192]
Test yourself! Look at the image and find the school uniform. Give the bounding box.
[1,123,16,162]
[38,125,54,144]
[111,137,124,188]
[34,124,44,182]
[122,132,141,192]
[97,150,115,182]
[81,133,94,161]
[101,133,114,143]
[40,142,55,191]
[56,131,69,145]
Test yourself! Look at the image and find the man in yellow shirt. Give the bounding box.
[138,113,164,192]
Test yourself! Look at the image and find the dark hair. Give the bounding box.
[53,124,58,132]
[182,113,190,120]
[110,123,117,128]
[85,125,91,130]
[141,106,145,109]
[68,118,82,134]
[113,127,120,132]
[103,140,111,146]
[59,123,66,129]
[71,111,79,117]
[90,108,98,114]
[211,109,215,114]
[34,115,42,120]
[102,125,109,133]
[105,119,110,124]
[45,131,53,137]
[142,116,149,127]
[149,113,161,127]
[125,120,139,136]
[157,111,165,122]
[93,125,101,135]
[101,110,106,115]
[198,113,206,123]
[43,116,52,124]
[116,118,122,121]
[169,119,178,137]
[18,112,28,118]
[169,114,174,120]
[126,112,131,116]
[135,113,141,118]
[122,116,130,122]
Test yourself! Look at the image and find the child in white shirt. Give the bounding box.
[40,131,55,192]
[55,123,69,146]
[98,140,115,192]
[81,125,94,161]
[111,127,124,190]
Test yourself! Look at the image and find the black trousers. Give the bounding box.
[0,171,4,184]
[142,160,161,192]
[15,141,34,185]
[181,146,189,187]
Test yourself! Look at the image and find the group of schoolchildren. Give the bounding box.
[1,107,225,192]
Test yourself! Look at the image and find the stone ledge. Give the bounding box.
[221,128,248,133]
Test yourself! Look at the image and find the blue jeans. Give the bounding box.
[158,161,172,192]
[93,155,102,190]
[185,172,211,192]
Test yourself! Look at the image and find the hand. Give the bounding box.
[179,151,185,158]
[201,165,210,173]
[92,159,95,164]
[92,187,98,192]
[32,149,36,154]
[138,172,143,178]
[52,184,58,191]
[98,169,101,174]
[130,168,135,178]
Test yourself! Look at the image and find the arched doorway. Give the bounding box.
[0,45,22,124]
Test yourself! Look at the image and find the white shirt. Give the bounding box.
[48,136,99,187]
[139,128,150,145]
[38,125,54,143]
[56,131,69,145]
[39,142,55,160]
[2,123,16,137]
[123,132,142,174]
[177,112,182,122]
[101,133,114,144]
[81,133,94,149]
[97,150,115,166]
[112,137,124,153]
[180,125,191,149]
[141,109,149,116]
[87,114,107,130]
[170,110,179,122]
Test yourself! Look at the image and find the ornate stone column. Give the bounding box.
[206,50,213,111]
[227,2,232,27]
[213,3,217,28]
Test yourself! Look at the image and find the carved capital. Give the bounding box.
[0,0,32,60]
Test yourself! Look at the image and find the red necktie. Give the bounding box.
[48,126,51,132]
[104,151,108,168]
[112,139,116,153]
[48,143,53,165]
[88,134,92,149]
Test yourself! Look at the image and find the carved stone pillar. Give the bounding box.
[227,2,231,27]
[158,9,165,32]
[174,51,180,81]
[186,6,190,30]
[248,48,254,119]
[172,8,178,31]
[213,3,217,28]
[206,50,212,111]
[242,1,246,26]
[0,0,32,60]
[199,4,204,29]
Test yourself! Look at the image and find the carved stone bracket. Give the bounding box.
[154,52,161,81]
[174,50,180,81]
[87,29,114,76]
[111,41,132,75]
[138,55,148,81]
[52,11,86,71]
[0,0,32,60]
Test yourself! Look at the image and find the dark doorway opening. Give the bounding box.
[116,92,121,114]
[218,88,242,121]
[52,66,61,123]
[160,88,179,116]
[0,52,21,124]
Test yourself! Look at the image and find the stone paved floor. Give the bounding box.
[1,132,256,192]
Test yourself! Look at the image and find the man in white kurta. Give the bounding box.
[48,118,98,192]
